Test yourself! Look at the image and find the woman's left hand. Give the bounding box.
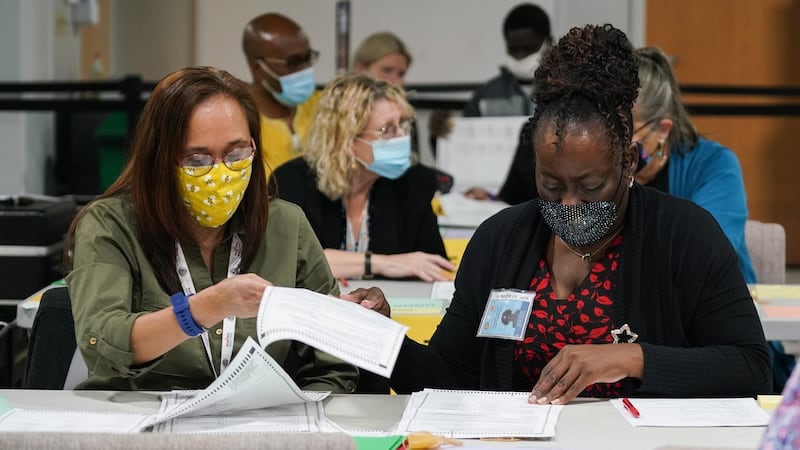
[529,343,644,405]
[340,286,391,317]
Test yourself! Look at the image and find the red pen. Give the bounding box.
[622,397,640,418]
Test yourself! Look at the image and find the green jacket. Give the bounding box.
[67,195,357,392]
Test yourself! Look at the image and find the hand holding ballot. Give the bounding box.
[191,274,272,326]
[340,286,392,317]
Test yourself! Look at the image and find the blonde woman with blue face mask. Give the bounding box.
[65,67,358,392]
[271,74,455,285]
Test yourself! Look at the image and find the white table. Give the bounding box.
[0,390,767,449]
[751,284,800,340]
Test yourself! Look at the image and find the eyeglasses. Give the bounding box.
[259,49,320,72]
[360,119,413,140]
[178,146,255,177]
[633,117,660,136]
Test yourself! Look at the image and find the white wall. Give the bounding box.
[0,0,59,195]
[111,0,195,80]
[194,0,644,85]
[0,0,644,194]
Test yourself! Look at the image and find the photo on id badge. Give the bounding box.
[477,289,534,340]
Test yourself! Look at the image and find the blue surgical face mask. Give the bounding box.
[257,60,315,106]
[358,135,411,179]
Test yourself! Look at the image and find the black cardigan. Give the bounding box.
[391,184,771,397]
[270,157,447,259]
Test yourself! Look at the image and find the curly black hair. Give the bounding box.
[525,24,639,165]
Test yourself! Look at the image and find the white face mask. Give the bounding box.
[504,48,543,82]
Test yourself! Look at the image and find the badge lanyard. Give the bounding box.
[175,233,242,378]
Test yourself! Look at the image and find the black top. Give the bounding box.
[270,157,447,260]
[391,184,771,397]
[512,237,625,397]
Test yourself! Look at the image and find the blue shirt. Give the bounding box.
[669,138,756,283]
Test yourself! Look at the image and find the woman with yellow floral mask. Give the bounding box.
[64,66,358,391]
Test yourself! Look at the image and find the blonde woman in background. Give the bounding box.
[353,32,412,88]
[270,73,454,393]
[352,32,454,192]
[270,74,453,283]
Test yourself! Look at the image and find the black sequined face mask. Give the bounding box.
[538,198,617,247]
[537,173,624,247]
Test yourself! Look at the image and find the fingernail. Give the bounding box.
[551,398,561,405]
[361,300,376,308]
[528,394,537,403]
[537,397,548,405]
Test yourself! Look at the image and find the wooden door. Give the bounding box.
[80,0,110,80]
[646,0,800,264]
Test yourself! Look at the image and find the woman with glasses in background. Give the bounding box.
[632,46,755,283]
[65,66,358,392]
[271,73,454,393]
[271,73,454,285]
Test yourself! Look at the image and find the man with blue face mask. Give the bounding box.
[243,13,321,173]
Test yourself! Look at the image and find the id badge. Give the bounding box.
[476,289,535,341]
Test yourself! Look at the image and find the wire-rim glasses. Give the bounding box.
[359,118,413,141]
[178,146,255,177]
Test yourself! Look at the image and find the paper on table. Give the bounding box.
[0,409,151,433]
[610,398,771,427]
[388,298,445,315]
[152,393,328,433]
[148,337,328,426]
[430,280,455,300]
[761,305,800,318]
[436,116,527,194]
[750,284,800,302]
[436,193,509,228]
[396,389,562,439]
[257,286,408,378]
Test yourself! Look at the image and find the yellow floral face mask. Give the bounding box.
[177,156,252,228]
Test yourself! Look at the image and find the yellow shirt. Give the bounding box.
[260,90,322,174]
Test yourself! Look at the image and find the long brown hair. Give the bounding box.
[65,66,269,293]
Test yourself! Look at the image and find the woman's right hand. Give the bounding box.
[373,252,455,282]
[190,273,272,327]
[463,187,495,200]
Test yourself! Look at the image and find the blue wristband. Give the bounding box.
[170,292,206,337]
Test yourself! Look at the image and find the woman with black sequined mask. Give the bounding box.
[383,23,770,405]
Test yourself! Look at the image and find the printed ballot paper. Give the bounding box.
[148,287,408,428]
[610,398,771,427]
[0,287,408,434]
[396,389,562,439]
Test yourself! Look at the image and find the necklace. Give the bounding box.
[559,230,621,261]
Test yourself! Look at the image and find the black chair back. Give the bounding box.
[24,286,77,389]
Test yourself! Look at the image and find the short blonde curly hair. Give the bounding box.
[304,73,413,200]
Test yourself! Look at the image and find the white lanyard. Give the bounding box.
[175,233,242,378]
